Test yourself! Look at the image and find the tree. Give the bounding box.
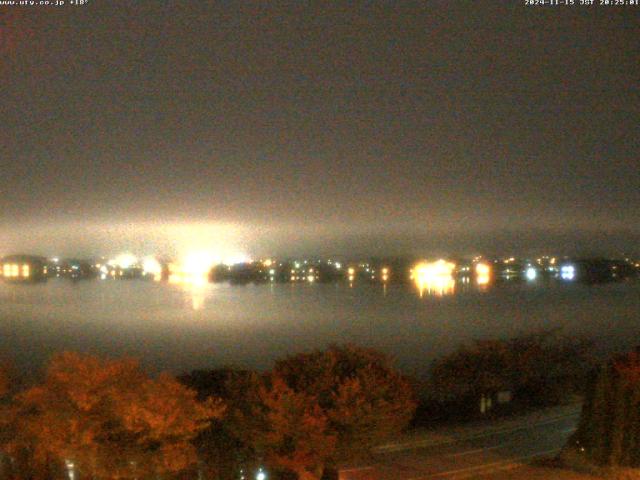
[0,366,8,399]
[429,339,512,403]
[180,368,262,480]
[0,362,17,480]
[13,352,224,480]
[231,345,415,480]
[429,330,593,410]
[253,376,335,480]
[571,350,640,467]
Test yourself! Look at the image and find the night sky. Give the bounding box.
[1,1,638,258]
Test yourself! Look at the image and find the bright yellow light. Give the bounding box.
[348,267,355,275]
[22,264,30,278]
[475,263,490,276]
[263,259,273,267]
[142,256,163,281]
[168,270,209,311]
[475,263,491,286]
[168,255,212,310]
[3,265,10,277]
[113,254,137,269]
[381,267,389,275]
[11,264,19,277]
[168,271,207,286]
[412,260,456,297]
[190,288,207,311]
[182,252,214,277]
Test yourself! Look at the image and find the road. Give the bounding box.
[340,406,581,479]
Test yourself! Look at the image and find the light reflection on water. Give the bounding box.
[415,276,455,297]
[1,279,639,378]
[168,276,210,311]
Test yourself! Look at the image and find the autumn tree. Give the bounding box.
[252,376,336,480]
[180,368,261,480]
[182,367,327,480]
[13,352,224,480]
[225,345,415,480]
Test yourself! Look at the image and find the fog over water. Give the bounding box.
[2,223,640,260]
[1,279,639,380]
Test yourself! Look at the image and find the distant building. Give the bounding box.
[0,255,48,282]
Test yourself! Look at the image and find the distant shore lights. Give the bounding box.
[525,266,538,281]
[411,260,456,297]
[3,263,29,279]
[142,257,163,281]
[112,253,137,269]
[560,264,576,281]
[475,262,491,286]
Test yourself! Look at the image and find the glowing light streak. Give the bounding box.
[112,253,138,269]
[475,262,491,286]
[142,256,163,281]
[413,260,456,297]
[525,266,537,281]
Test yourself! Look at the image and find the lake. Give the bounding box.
[1,278,639,378]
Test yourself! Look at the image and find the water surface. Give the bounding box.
[1,279,638,378]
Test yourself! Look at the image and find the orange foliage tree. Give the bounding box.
[274,345,416,461]
[12,352,224,480]
[253,377,336,480]
[231,345,415,480]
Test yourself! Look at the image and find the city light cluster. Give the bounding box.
[96,251,253,284]
[2,263,30,279]
[2,252,639,298]
[411,260,456,297]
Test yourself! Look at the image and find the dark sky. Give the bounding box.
[1,1,639,258]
